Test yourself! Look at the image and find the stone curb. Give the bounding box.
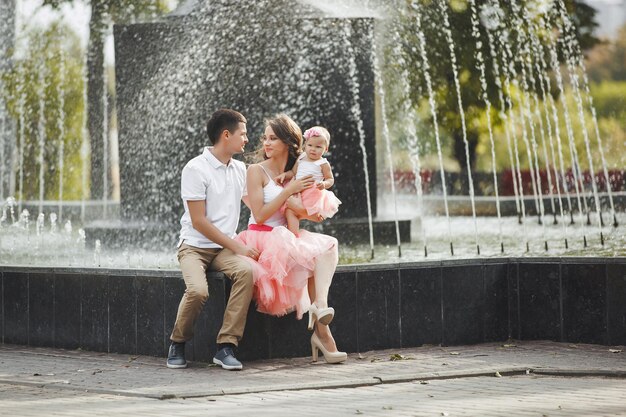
[530,369,626,378]
[2,367,623,401]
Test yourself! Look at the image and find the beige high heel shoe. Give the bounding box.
[311,332,347,364]
[307,303,335,331]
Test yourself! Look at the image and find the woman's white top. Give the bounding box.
[295,155,328,183]
[248,165,287,228]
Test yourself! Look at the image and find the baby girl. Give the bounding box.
[276,126,341,236]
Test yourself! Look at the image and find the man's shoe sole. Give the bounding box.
[166,362,188,369]
[213,357,243,370]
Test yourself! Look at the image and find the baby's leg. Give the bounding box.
[285,208,300,237]
[288,194,304,212]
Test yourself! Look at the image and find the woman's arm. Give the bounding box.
[318,162,335,190]
[247,164,314,224]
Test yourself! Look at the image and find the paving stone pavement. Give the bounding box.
[0,341,625,416]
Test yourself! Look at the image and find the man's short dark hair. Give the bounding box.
[206,109,247,144]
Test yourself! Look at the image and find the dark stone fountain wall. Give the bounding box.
[114,10,376,233]
[2,258,624,361]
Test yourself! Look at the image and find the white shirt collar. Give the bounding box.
[202,147,231,169]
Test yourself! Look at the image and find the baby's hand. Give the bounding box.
[275,173,287,185]
[316,181,326,190]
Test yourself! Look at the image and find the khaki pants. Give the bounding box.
[170,243,254,346]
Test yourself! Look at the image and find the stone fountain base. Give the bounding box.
[83,217,412,249]
[1,257,624,362]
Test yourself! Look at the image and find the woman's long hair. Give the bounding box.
[253,114,303,172]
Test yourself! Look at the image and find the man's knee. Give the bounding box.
[231,262,254,286]
[186,283,209,302]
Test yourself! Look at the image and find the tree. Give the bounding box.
[586,23,626,82]
[394,0,599,181]
[42,0,173,200]
[2,24,85,201]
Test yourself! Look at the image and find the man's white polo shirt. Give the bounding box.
[178,147,246,248]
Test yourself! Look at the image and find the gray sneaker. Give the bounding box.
[213,346,243,370]
[166,342,187,369]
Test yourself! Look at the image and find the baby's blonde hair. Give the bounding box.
[303,126,330,146]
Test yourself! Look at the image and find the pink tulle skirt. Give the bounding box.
[300,187,342,218]
[234,226,338,318]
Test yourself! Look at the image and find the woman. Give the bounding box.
[236,114,346,364]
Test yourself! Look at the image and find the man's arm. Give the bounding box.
[187,200,259,259]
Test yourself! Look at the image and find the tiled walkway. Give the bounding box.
[0,341,624,416]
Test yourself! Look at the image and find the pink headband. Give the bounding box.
[304,127,324,140]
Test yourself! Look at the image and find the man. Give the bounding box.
[167,109,259,371]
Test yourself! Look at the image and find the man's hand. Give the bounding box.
[234,243,260,260]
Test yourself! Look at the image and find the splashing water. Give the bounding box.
[38,39,47,216]
[412,0,453,255]
[527,14,569,246]
[393,13,428,256]
[372,38,402,257]
[50,212,58,234]
[483,4,522,220]
[469,0,503,252]
[555,0,604,244]
[0,0,623,268]
[94,239,101,267]
[341,21,375,259]
[36,213,44,236]
[510,0,546,233]
[438,0,480,254]
[57,36,66,223]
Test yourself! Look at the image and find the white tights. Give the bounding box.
[309,246,338,309]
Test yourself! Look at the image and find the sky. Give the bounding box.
[12,0,626,58]
[17,0,91,48]
[584,0,626,38]
[14,0,178,63]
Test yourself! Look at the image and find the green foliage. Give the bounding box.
[487,82,626,173]
[387,0,600,175]
[589,81,626,120]
[562,0,599,51]
[586,24,626,82]
[2,24,86,201]
[25,0,178,199]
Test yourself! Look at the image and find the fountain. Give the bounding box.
[0,0,16,201]
[0,0,625,361]
[86,0,411,251]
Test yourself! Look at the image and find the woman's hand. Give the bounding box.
[284,175,315,194]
